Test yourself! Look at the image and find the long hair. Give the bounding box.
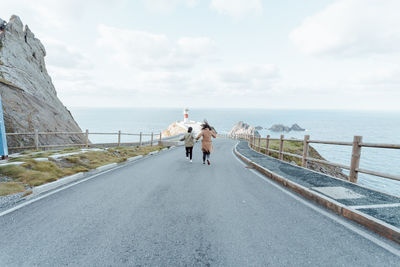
[201,121,212,130]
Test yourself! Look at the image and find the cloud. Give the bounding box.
[143,0,199,12]
[96,24,215,70]
[43,39,91,69]
[210,0,262,18]
[289,0,400,56]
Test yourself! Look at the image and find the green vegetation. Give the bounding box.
[256,139,322,166]
[0,182,25,196]
[0,145,165,196]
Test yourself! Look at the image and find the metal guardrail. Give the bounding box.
[228,133,400,184]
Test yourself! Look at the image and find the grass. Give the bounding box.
[0,145,165,196]
[256,139,323,166]
[0,182,25,196]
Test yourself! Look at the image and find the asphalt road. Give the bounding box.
[0,139,399,266]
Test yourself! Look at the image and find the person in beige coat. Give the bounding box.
[196,122,217,165]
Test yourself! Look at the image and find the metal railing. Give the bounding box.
[230,133,400,184]
[6,129,165,150]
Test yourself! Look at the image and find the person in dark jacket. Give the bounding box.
[180,127,195,162]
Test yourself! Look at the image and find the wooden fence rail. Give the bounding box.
[6,129,164,150]
[227,133,400,184]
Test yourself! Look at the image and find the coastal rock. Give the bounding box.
[290,123,305,131]
[229,121,260,137]
[269,123,305,132]
[0,15,85,149]
[161,122,188,137]
[307,146,347,179]
[255,126,263,130]
[269,124,290,132]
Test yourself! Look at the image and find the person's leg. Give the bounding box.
[185,147,189,158]
[206,152,211,165]
[189,147,193,160]
[202,152,206,163]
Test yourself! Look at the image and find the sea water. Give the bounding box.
[70,107,400,197]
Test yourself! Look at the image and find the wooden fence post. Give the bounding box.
[150,132,154,146]
[85,129,89,148]
[349,136,363,183]
[257,136,261,152]
[159,131,162,145]
[279,135,284,160]
[265,135,270,155]
[139,132,142,147]
[302,135,310,167]
[118,130,121,147]
[34,129,39,150]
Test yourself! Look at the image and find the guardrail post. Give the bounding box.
[85,129,89,148]
[150,132,154,146]
[118,130,121,147]
[158,131,162,145]
[302,135,310,167]
[265,135,270,155]
[279,135,284,160]
[34,129,39,150]
[349,136,363,183]
[139,132,142,147]
[257,136,261,152]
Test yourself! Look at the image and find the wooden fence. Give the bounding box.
[6,130,164,150]
[230,133,400,184]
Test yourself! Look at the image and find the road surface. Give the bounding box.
[0,139,399,266]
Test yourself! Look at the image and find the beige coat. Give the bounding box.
[196,128,216,153]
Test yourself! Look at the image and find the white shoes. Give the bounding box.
[186,157,189,159]
[190,160,192,163]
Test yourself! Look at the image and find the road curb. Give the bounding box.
[24,149,167,201]
[234,144,400,244]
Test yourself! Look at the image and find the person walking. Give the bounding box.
[180,127,195,162]
[196,121,217,165]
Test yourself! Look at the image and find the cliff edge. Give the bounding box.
[0,15,84,148]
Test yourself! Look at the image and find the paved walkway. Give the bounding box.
[236,141,400,228]
[0,139,399,266]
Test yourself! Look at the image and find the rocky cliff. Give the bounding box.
[229,121,260,137]
[0,15,84,149]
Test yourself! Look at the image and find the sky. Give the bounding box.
[1,0,400,110]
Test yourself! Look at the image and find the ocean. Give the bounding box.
[70,107,400,197]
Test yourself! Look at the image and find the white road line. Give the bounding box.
[0,157,145,218]
[231,149,400,257]
[350,203,400,210]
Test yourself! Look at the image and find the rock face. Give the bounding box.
[229,121,260,137]
[307,146,347,180]
[269,123,305,132]
[0,15,84,149]
[269,124,290,132]
[161,122,188,137]
[255,126,263,130]
[290,123,305,131]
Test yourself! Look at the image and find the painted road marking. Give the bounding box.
[312,186,365,200]
[350,203,400,210]
[231,148,400,257]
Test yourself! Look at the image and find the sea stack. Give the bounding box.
[0,15,84,148]
[229,121,260,137]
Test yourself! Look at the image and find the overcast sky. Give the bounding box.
[1,0,400,110]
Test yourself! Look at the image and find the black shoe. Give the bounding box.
[203,161,205,164]
[207,160,210,165]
